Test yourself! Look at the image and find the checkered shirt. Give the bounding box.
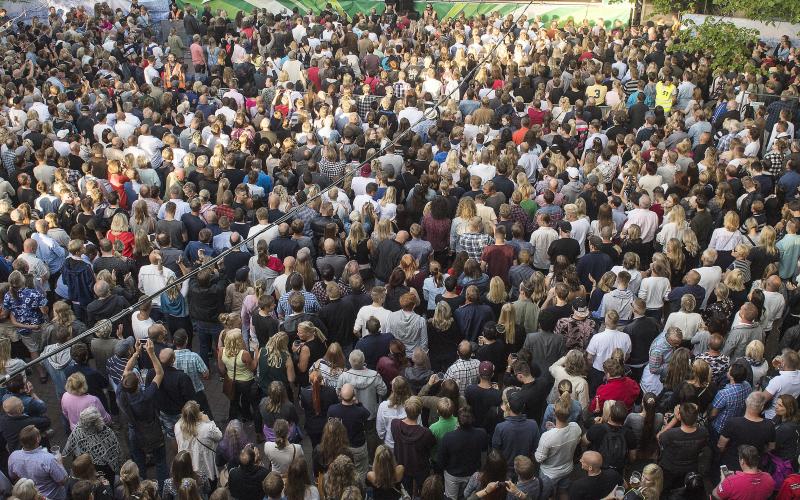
[445,358,480,395]
[277,290,321,318]
[456,232,493,261]
[710,381,752,433]
[764,151,786,177]
[356,94,377,121]
[174,348,208,392]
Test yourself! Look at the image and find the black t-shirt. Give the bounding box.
[181,213,207,242]
[721,417,776,470]
[222,167,247,188]
[327,403,371,447]
[542,303,573,323]
[155,219,186,250]
[568,469,623,500]
[657,426,709,474]
[464,384,502,430]
[548,237,581,264]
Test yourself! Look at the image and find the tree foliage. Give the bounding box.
[669,18,759,71]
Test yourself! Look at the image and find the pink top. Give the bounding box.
[60,393,111,430]
[190,43,206,65]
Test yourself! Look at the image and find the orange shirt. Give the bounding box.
[512,127,529,145]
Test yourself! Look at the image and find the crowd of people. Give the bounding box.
[0,1,799,499]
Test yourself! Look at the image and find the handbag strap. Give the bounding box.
[193,435,218,453]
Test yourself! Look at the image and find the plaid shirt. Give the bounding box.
[293,205,317,237]
[174,348,208,392]
[764,151,786,177]
[554,316,596,350]
[717,132,737,153]
[711,381,752,433]
[215,204,235,221]
[444,358,480,395]
[393,81,408,100]
[356,94,377,121]
[456,232,493,261]
[509,204,536,235]
[319,158,346,181]
[277,290,321,318]
[1,148,16,175]
[647,334,674,374]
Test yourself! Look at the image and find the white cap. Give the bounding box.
[567,167,580,179]
[56,129,69,139]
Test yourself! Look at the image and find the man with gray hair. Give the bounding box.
[692,248,721,308]
[717,390,775,474]
[86,280,131,338]
[336,350,386,463]
[622,193,659,243]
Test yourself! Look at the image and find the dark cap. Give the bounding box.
[572,297,590,318]
[479,361,495,377]
[235,267,249,283]
[114,336,135,357]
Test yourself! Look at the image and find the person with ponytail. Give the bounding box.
[624,392,662,464]
[422,260,446,316]
[293,321,328,387]
[264,419,305,477]
[540,379,583,432]
[535,389,583,497]
[299,369,339,448]
[161,273,192,344]
[248,239,283,295]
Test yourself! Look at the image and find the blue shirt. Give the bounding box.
[256,172,273,194]
[711,382,752,433]
[8,447,68,500]
[32,233,66,275]
[2,288,47,334]
[778,171,800,200]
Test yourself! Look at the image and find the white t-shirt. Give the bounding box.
[586,329,631,372]
[764,370,800,419]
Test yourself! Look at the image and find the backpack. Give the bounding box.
[597,425,627,471]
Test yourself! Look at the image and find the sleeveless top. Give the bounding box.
[257,349,289,393]
[222,350,253,382]
[298,338,326,387]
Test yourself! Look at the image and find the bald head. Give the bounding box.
[767,275,781,292]
[582,451,602,471]
[458,340,472,359]
[159,348,175,366]
[23,239,37,253]
[396,231,410,244]
[324,238,336,254]
[2,396,23,416]
[340,383,355,402]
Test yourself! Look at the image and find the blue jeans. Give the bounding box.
[192,319,222,368]
[128,427,168,487]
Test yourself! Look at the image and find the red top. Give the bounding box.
[777,473,800,500]
[107,231,135,258]
[717,471,775,500]
[591,376,640,413]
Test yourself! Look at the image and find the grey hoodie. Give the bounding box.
[336,368,387,419]
[722,322,764,359]
[42,344,73,370]
[384,310,427,358]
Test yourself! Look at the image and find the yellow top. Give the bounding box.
[222,350,253,382]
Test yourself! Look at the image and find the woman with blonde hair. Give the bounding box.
[366,445,404,498]
[129,200,155,236]
[723,268,748,312]
[61,372,111,430]
[324,455,360,500]
[175,400,222,482]
[708,211,744,268]
[744,340,768,390]
[748,225,780,280]
[344,221,372,279]
[293,321,328,387]
[107,213,135,257]
[498,303,523,354]
[379,186,398,221]
[655,204,688,248]
[549,349,589,409]
[426,301,462,373]
[482,276,507,318]
[450,197,477,249]
[219,330,257,423]
[376,377,416,451]
[255,331,296,399]
[663,238,687,287]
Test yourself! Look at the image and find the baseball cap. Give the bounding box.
[558,220,572,233]
[114,336,136,357]
[572,297,590,318]
[479,361,495,378]
[566,167,580,179]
